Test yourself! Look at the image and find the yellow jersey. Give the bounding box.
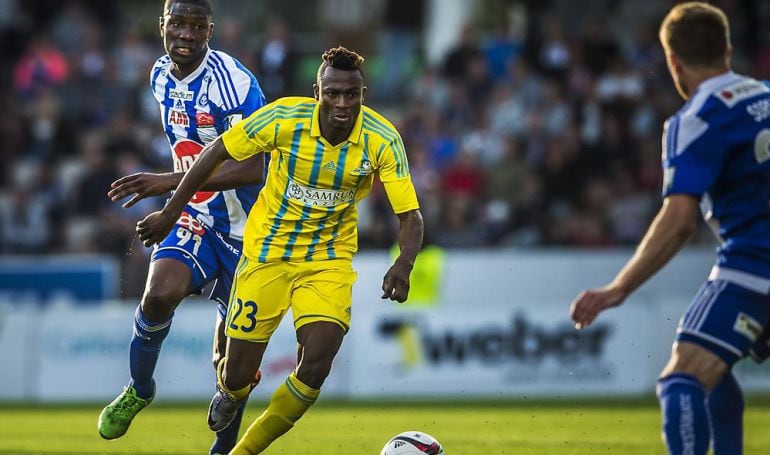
[222,96,420,263]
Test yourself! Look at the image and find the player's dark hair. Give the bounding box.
[317,46,366,81]
[163,0,213,17]
[659,1,729,69]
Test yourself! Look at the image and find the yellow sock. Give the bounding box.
[216,357,252,401]
[231,372,320,454]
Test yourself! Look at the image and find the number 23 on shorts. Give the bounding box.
[228,298,258,333]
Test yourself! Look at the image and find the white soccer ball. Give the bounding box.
[380,431,445,455]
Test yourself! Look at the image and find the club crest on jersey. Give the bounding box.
[350,159,373,176]
[169,110,189,126]
[197,93,209,107]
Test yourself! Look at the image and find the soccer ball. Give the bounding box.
[380,431,445,454]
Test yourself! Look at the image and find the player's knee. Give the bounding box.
[660,342,728,390]
[141,290,183,322]
[296,353,334,389]
[221,361,257,390]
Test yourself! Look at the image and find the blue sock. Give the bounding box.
[129,306,172,399]
[657,373,710,455]
[709,372,743,454]
[209,399,248,454]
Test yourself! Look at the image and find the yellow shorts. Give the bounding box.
[225,256,357,342]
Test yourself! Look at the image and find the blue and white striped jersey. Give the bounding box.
[151,48,266,241]
[663,71,770,278]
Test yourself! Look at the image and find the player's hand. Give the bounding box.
[569,285,627,329]
[381,261,412,303]
[108,173,175,208]
[137,210,178,247]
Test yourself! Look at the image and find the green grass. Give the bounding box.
[2,399,770,454]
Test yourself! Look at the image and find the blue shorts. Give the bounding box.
[676,267,770,365]
[151,210,242,319]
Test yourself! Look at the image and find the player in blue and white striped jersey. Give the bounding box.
[98,1,265,453]
[571,2,770,454]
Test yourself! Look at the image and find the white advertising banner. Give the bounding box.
[7,249,770,401]
[0,305,37,400]
[36,302,348,401]
[347,299,662,397]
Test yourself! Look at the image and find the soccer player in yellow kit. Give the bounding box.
[136,46,424,454]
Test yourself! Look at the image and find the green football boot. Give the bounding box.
[97,383,154,440]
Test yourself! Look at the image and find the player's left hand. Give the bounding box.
[569,285,627,329]
[137,210,178,247]
[381,261,412,303]
[108,173,175,208]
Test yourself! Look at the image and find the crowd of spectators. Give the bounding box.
[1,0,768,296]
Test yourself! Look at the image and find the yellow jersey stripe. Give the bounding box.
[282,139,326,260]
[323,142,351,259]
[363,114,408,178]
[245,105,314,137]
[245,102,315,130]
[258,123,304,262]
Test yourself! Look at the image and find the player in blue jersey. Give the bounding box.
[570,3,770,454]
[97,1,266,454]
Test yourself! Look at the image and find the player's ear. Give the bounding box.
[361,85,367,104]
[159,16,164,38]
[207,22,214,42]
[313,83,319,101]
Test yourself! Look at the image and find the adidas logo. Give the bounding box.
[321,161,336,172]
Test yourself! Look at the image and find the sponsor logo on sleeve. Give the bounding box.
[715,80,770,108]
[225,113,243,130]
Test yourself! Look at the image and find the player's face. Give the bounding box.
[160,2,213,70]
[314,67,366,135]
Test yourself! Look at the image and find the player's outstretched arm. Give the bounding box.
[136,136,232,246]
[569,194,699,329]
[108,155,264,209]
[382,209,424,303]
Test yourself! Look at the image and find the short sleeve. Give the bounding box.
[375,134,420,213]
[661,113,727,197]
[221,103,276,161]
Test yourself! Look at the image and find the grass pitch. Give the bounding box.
[2,398,770,454]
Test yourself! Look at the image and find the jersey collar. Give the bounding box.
[310,104,364,145]
[695,71,739,96]
[167,48,211,84]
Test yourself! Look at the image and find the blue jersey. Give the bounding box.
[663,71,770,278]
[151,49,266,241]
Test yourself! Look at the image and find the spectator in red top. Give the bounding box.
[13,36,68,100]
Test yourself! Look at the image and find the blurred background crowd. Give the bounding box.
[0,0,766,296]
